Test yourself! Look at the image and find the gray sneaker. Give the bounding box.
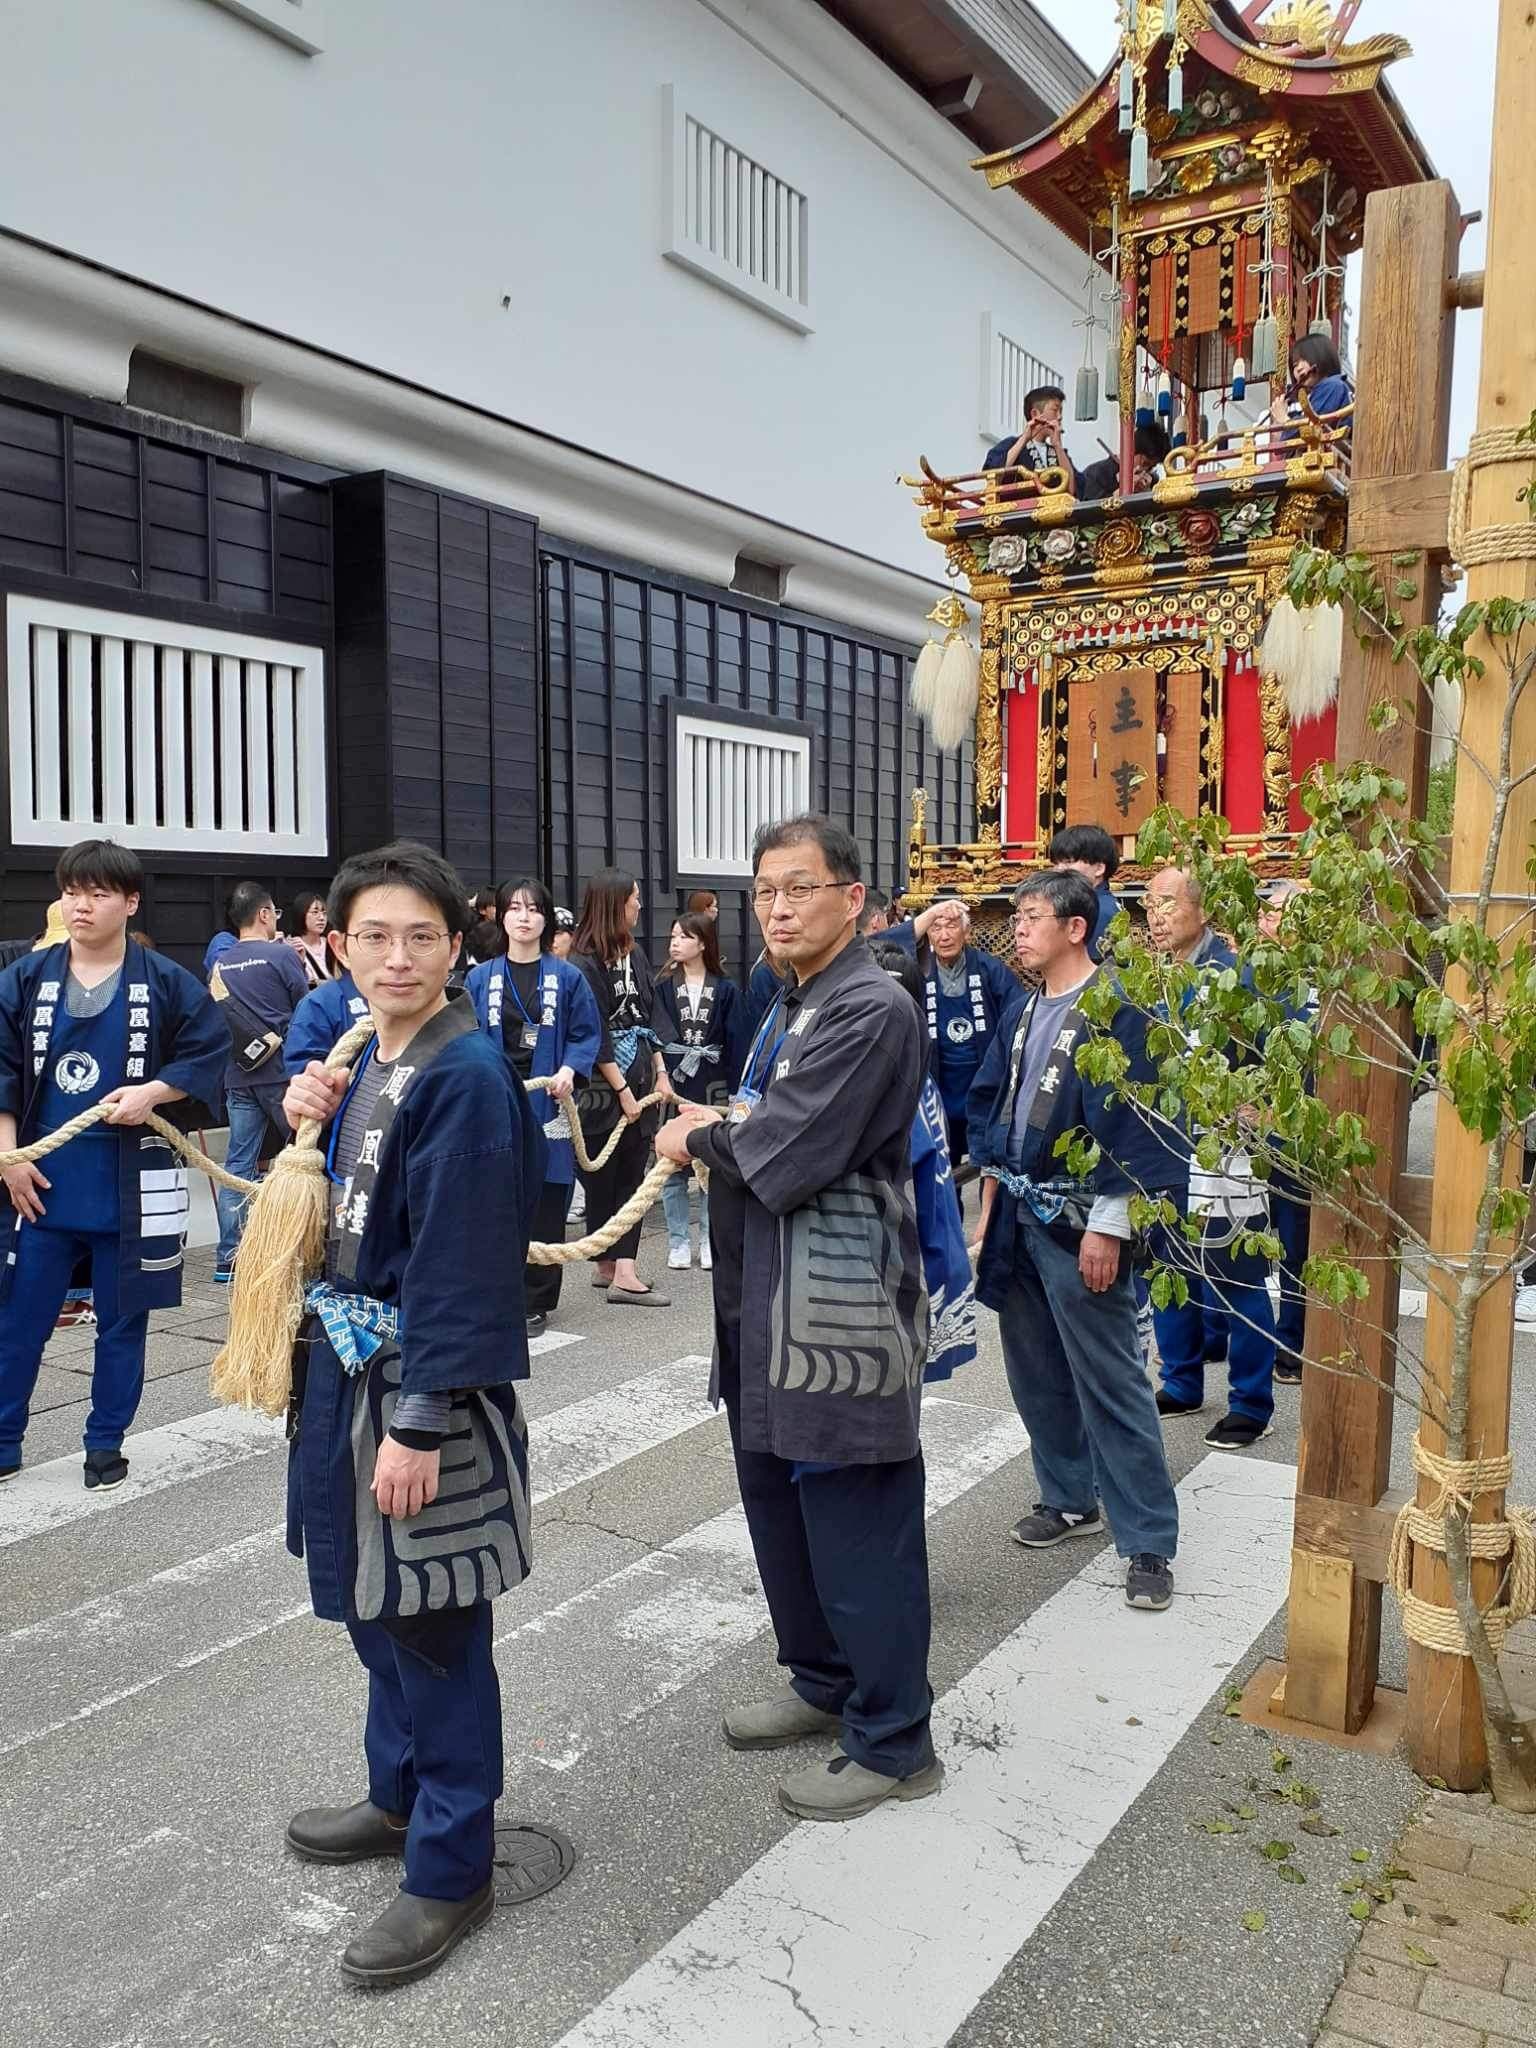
[777,1752,945,1822]
[1125,1554,1174,1610]
[1010,1504,1102,1548]
[722,1689,842,1751]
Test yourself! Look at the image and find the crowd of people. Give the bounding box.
[0,815,1318,1988]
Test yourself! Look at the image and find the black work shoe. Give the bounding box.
[1126,1554,1174,1610]
[0,1460,19,1484]
[1010,1504,1102,1548]
[339,1881,495,1987]
[1155,1390,1204,1418]
[1203,1411,1274,1449]
[526,1313,548,1337]
[82,1449,129,1491]
[287,1798,410,1864]
[1274,1354,1303,1385]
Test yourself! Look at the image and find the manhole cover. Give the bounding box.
[492,1822,578,1907]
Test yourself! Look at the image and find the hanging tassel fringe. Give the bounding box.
[910,637,944,719]
[930,635,981,753]
[1231,355,1247,402]
[1250,316,1279,381]
[1130,124,1150,196]
[1167,62,1183,115]
[1105,348,1120,405]
[1118,57,1135,132]
[1310,316,1333,339]
[1162,0,1177,29]
[1260,596,1343,728]
[1156,371,1172,418]
[1075,364,1100,423]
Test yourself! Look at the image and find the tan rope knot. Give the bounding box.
[1387,1431,1536,1655]
[1447,426,1536,571]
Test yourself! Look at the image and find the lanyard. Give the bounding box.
[501,957,543,1028]
[324,1040,377,1186]
[741,992,793,1098]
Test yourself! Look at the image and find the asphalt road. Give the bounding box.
[2,1196,1528,2048]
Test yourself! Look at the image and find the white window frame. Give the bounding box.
[661,84,813,335]
[5,594,328,858]
[668,699,814,884]
[979,314,1064,447]
[197,0,325,55]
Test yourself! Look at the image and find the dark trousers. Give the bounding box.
[0,1224,149,1459]
[525,1180,572,1318]
[722,1379,933,1777]
[344,1603,502,1902]
[580,1116,651,1264]
[1272,1181,1311,1361]
[1153,1218,1276,1427]
[996,1210,1179,1559]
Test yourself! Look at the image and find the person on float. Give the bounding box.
[884,892,1019,1167]
[569,868,674,1306]
[1076,421,1170,501]
[982,383,1078,494]
[466,876,601,1335]
[1143,865,1278,1449]
[967,869,1184,1610]
[281,839,543,1988]
[0,839,225,1488]
[656,815,939,1823]
[1048,822,1125,964]
[1270,334,1354,445]
[287,889,336,988]
[654,911,746,1272]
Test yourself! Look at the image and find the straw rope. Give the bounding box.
[1386,1432,1536,1655]
[1447,427,1536,571]
[0,1029,693,1267]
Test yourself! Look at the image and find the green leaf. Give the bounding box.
[1382,1866,1415,1884]
[1194,1817,1239,1835]
[1349,1897,1373,1921]
[1403,1943,1440,1969]
[1497,1894,1536,1926]
[1271,1750,1293,1774]
[1349,1849,1371,1863]
[1261,1839,1294,1861]
[1276,1863,1307,1885]
[1240,1909,1267,1934]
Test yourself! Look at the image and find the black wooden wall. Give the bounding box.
[331,474,539,892]
[0,375,334,966]
[540,538,971,975]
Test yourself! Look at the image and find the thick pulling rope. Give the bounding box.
[1448,427,1536,572]
[1387,1433,1536,1656]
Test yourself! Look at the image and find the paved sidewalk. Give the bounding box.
[1319,1789,1536,2047]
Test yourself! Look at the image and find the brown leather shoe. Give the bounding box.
[339,1881,495,1986]
[286,1798,409,1864]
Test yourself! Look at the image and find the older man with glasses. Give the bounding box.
[885,891,1019,1170]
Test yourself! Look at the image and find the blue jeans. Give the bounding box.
[995,1210,1179,1559]
[0,1224,149,1459]
[1153,1217,1276,1426]
[661,1171,709,1252]
[214,1089,273,1266]
[344,1604,502,1901]
[1272,1181,1311,1361]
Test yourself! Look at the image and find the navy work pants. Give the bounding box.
[996,1209,1179,1559]
[0,1224,148,1461]
[1153,1217,1276,1427]
[344,1602,502,1902]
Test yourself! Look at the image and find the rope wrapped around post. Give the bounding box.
[1386,1432,1536,1655]
[1448,427,1536,572]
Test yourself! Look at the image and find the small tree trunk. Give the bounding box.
[1443,1510,1536,1809]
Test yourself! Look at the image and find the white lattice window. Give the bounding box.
[980,315,1064,445]
[670,703,813,882]
[197,0,325,53]
[5,595,328,857]
[662,86,812,334]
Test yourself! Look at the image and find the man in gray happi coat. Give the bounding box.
[655,815,939,1821]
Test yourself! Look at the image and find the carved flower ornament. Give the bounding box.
[987,535,1027,572]
[1179,509,1221,551]
[1096,520,1142,566]
[1041,528,1079,563]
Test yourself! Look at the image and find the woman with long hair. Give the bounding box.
[467,877,603,1333]
[570,868,674,1303]
[286,888,335,988]
[654,912,745,1271]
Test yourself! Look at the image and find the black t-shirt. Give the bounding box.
[504,957,542,1079]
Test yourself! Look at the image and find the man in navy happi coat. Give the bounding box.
[0,839,225,1487]
[281,841,543,1989]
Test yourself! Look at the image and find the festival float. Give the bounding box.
[903,0,1434,939]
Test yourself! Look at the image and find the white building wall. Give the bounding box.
[0,0,1088,608]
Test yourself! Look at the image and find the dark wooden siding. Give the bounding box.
[331,474,540,890]
[0,376,336,970]
[541,538,966,978]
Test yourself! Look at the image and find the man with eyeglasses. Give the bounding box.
[885,889,1019,1169]
[280,841,544,1987]
[655,815,938,1822]
[967,870,1184,1613]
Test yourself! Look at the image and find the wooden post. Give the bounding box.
[1277,178,1460,1735]
[1409,0,1536,1789]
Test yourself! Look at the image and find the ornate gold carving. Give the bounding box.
[1031,491,1078,527]
[1235,53,1295,93]
[1258,668,1291,829]
[1094,564,1156,590]
[1057,86,1114,154]
[1149,476,1200,508]
[1329,63,1383,93]
[1256,0,1333,53]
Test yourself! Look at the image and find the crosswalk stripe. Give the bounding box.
[0,1323,588,1551]
[551,1451,1297,2048]
[0,1351,714,1760]
[499,1394,1029,1777]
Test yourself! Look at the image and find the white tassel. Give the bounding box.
[930,636,980,752]
[910,637,944,719]
[1075,364,1100,422]
[1250,315,1279,381]
[1260,597,1343,727]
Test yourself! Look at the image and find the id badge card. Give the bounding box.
[520,1024,540,1051]
[728,1086,761,1125]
